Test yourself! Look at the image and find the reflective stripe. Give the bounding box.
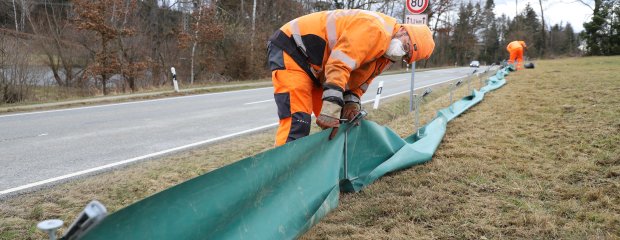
[344,94,360,103]
[290,19,301,35]
[325,10,395,50]
[322,88,343,100]
[360,83,369,92]
[330,50,357,70]
[290,19,308,55]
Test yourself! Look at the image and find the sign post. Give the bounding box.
[405,0,429,135]
[405,0,429,112]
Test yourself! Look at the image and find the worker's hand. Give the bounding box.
[341,102,361,121]
[316,100,341,129]
[317,100,342,140]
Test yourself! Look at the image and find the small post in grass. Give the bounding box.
[37,219,63,240]
[413,94,420,137]
[449,83,454,113]
[171,67,180,93]
[373,81,384,109]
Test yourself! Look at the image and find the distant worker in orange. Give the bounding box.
[506,40,527,70]
[267,10,435,146]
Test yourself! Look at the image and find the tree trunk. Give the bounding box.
[538,0,546,56]
[251,0,257,53]
[190,2,203,85]
[191,41,197,84]
[12,0,19,31]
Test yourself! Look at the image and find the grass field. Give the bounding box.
[0,56,618,239]
[302,56,620,239]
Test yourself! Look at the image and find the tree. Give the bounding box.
[452,2,480,65]
[504,3,543,58]
[33,0,87,89]
[480,0,500,64]
[425,0,456,67]
[538,0,547,56]
[582,0,620,55]
[73,0,138,95]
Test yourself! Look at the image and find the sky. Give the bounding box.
[493,0,594,32]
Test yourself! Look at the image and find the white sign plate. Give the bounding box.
[405,14,428,25]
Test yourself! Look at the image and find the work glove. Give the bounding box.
[316,100,342,140]
[341,102,361,121]
[342,92,361,123]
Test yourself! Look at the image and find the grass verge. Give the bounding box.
[302,56,620,239]
[1,57,616,239]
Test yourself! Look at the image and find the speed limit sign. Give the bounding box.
[406,0,429,14]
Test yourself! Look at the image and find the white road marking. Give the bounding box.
[244,99,273,105]
[38,133,48,137]
[0,123,278,196]
[0,87,272,119]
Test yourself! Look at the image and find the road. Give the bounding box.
[0,67,478,196]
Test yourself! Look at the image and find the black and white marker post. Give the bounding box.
[373,80,384,109]
[171,67,180,93]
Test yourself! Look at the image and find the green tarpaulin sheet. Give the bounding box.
[80,67,511,240]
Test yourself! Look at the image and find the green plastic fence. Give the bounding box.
[79,67,512,240]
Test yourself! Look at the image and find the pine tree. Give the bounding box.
[480,0,500,64]
[452,2,478,65]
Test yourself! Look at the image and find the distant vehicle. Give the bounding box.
[469,60,480,68]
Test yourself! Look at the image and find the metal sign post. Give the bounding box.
[409,62,416,112]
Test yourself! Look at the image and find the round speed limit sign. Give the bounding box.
[407,0,429,14]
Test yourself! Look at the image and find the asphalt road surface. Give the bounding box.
[0,67,479,196]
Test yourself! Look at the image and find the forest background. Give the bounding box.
[0,0,617,104]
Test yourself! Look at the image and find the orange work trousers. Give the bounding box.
[270,47,323,146]
[508,48,524,70]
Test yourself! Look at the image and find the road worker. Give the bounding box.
[267,10,435,146]
[506,40,527,70]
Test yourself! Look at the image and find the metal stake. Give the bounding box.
[414,94,420,137]
[409,62,416,112]
[449,83,454,112]
[37,219,63,240]
[343,130,348,179]
[341,110,367,181]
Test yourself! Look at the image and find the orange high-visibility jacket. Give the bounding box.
[507,41,527,52]
[268,10,400,102]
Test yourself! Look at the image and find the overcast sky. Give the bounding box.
[493,0,593,32]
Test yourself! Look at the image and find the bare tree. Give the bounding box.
[538,0,547,56]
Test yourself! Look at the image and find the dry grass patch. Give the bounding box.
[303,56,620,239]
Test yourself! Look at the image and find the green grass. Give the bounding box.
[0,56,617,239]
